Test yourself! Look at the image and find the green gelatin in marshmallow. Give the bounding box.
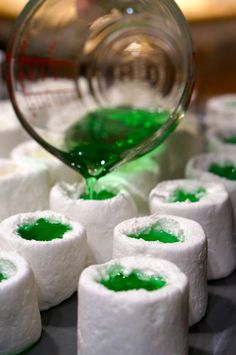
[100,265,166,292]
[209,162,236,181]
[80,188,116,201]
[167,187,207,203]
[223,136,236,144]
[16,218,72,242]
[129,226,181,243]
[0,272,7,283]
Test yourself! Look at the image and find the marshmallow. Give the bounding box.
[99,155,160,215]
[11,140,82,186]
[150,179,236,280]
[50,182,137,264]
[0,158,50,221]
[186,153,236,222]
[0,252,41,355]
[206,94,236,129]
[78,256,188,355]
[0,100,25,157]
[0,210,87,310]
[207,127,236,154]
[113,214,207,326]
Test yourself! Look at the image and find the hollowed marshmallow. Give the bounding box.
[150,179,236,280]
[11,140,82,186]
[207,128,236,154]
[186,153,236,222]
[0,159,50,221]
[206,94,236,129]
[113,214,207,326]
[50,182,137,264]
[0,252,41,355]
[78,256,188,355]
[0,210,87,310]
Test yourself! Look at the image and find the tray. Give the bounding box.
[26,270,236,355]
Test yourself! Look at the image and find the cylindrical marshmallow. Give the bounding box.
[0,158,50,221]
[0,210,87,310]
[11,140,82,186]
[113,214,207,326]
[186,153,236,222]
[99,155,160,215]
[0,252,41,355]
[206,94,236,129]
[0,100,26,157]
[50,182,137,264]
[78,256,188,355]
[207,128,236,154]
[150,179,236,280]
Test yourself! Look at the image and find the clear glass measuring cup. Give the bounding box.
[6,0,194,180]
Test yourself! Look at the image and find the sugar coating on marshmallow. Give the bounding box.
[207,128,236,155]
[0,158,50,221]
[186,153,236,183]
[50,182,137,264]
[185,154,236,215]
[0,210,87,310]
[206,94,236,129]
[0,252,41,355]
[150,179,236,280]
[78,256,188,355]
[113,214,207,326]
[11,140,81,185]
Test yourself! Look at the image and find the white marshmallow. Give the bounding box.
[150,179,236,280]
[99,155,160,215]
[11,140,82,186]
[0,210,87,310]
[113,214,207,326]
[206,94,236,129]
[78,256,188,355]
[0,100,25,157]
[0,159,50,221]
[0,252,41,355]
[186,153,236,222]
[207,128,236,154]
[50,182,138,264]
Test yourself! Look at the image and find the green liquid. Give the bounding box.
[16,218,72,242]
[223,136,236,144]
[0,272,7,283]
[209,162,236,181]
[129,227,180,243]
[63,107,170,180]
[167,187,207,203]
[100,265,166,292]
[80,188,116,200]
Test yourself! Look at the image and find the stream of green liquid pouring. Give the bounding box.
[61,107,171,198]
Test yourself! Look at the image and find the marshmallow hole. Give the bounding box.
[208,161,236,181]
[167,187,207,203]
[128,218,184,244]
[0,258,16,282]
[16,218,72,242]
[99,264,166,292]
[80,189,116,201]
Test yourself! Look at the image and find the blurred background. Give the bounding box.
[0,0,236,109]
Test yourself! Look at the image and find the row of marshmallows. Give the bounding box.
[1,95,236,354]
[0,211,205,355]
